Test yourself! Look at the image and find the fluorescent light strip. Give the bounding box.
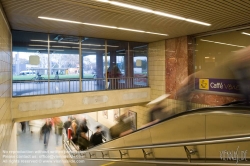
[52,46,71,48]
[96,0,211,26]
[117,27,144,33]
[200,39,246,48]
[29,44,48,47]
[39,16,82,24]
[31,40,118,47]
[27,48,47,50]
[27,48,64,51]
[31,40,56,43]
[110,1,153,13]
[242,32,250,36]
[38,16,168,36]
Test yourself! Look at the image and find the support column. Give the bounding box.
[79,37,82,92]
[96,51,104,85]
[125,43,134,88]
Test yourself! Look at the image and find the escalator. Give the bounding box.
[63,105,250,166]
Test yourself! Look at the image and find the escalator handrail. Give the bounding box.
[86,133,250,152]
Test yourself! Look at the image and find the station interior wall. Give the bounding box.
[0,4,17,165]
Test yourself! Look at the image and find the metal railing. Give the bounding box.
[12,77,148,96]
[62,133,250,165]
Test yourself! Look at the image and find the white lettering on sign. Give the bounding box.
[210,82,223,89]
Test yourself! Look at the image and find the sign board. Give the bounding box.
[195,78,240,94]
[29,55,40,65]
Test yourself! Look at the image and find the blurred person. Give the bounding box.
[40,119,52,147]
[77,122,90,150]
[143,71,205,129]
[230,46,250,105]
[90,126,103,146]
[63,116,72,135]
[20,122,26,133]
[79,118,89,133]
[70,120,78,144]
[53,117,63,145]
[107,63,122,89]
[109,114,133,139]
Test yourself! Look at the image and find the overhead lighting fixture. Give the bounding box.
[38,16,168,36]
[51,46,71,48]
[109,1,153,13]
[205,57,210,59]
[27,48,47,50]
[118,27,144,33]
[29,44,48,47]
[31,39,79,44]
[95,0,211,26]
[31,40,56,43]
[200,39,246,48]
[82,22,117,29]
[242,32,250,36]
[27,48,64,51]
[39,16,82,24]
[82,51,96,53]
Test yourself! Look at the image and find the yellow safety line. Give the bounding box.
[101,162,115,166]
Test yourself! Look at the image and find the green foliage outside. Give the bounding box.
[13,74,95,81]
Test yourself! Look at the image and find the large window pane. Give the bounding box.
[49,34,80,94]
[195,28,250,94]
[82,38,105,91]
[12,31,49,96]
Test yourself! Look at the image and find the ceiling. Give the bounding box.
[1,0,250,43]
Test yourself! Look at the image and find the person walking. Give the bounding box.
[54,117,63,145]
[40,119,52,147]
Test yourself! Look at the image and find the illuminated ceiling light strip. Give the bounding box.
[145,32,168,36]
[82,48,105,50]
[82,44,102,46]
[117,27,145,33]
[154,11,184,20]
[200,39,246,48]
[27,48,47,50]
[106,45,119,47]
[110,1,153,13]
[51,46,71,48]
[31,40,56,43]
[38,16,168,36]
[242,32,250,36]
[50,49,64,51]
[185,19,211,26]
[29,44,47,47]
[82,22,117,29]
[31,39,79,44]
[38,16,82,24]
[96,0,211,26]
[58,41,79,44]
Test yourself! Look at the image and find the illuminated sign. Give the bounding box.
[195,78,240,94]
[199,79,209,90]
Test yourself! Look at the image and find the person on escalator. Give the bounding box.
[109,114,133,139]
[90,125,103,146]
[70,120,78,144]
[63,116,72,136]
[229,45,250,105]
[77,122,90,150]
